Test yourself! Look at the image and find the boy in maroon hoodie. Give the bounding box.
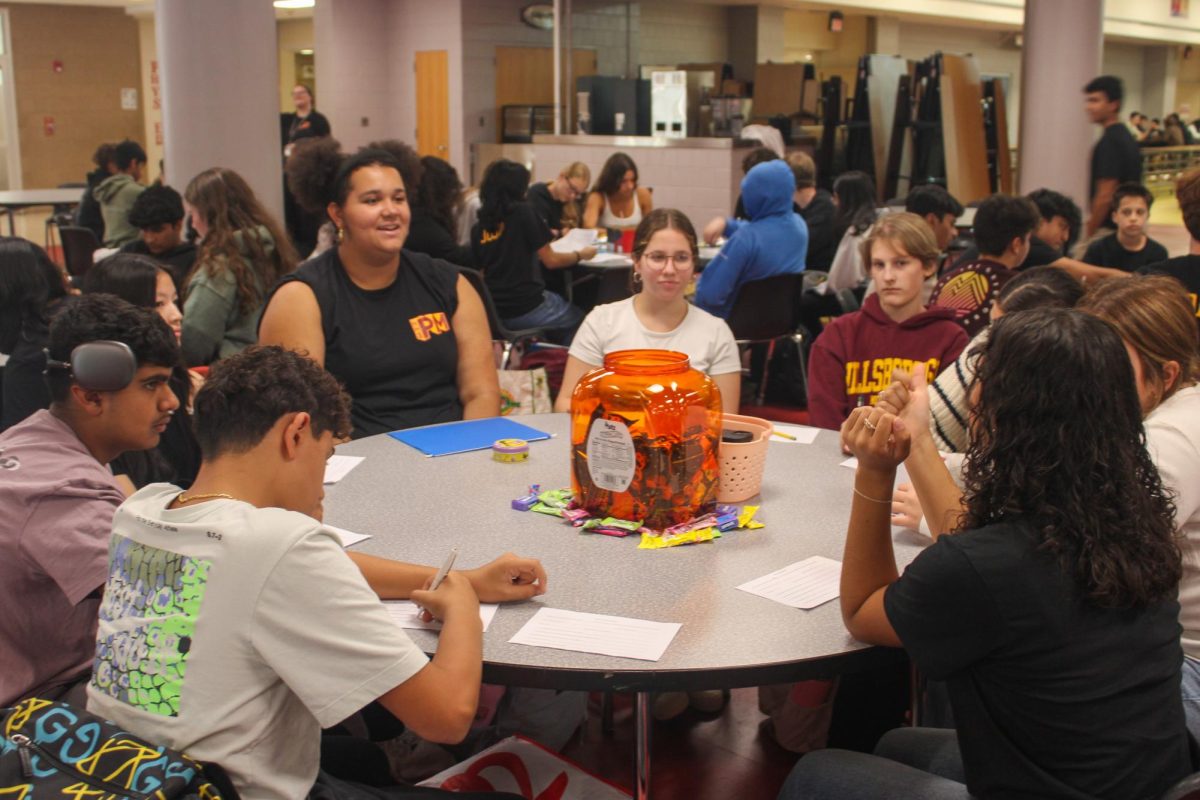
[808,213,968,430]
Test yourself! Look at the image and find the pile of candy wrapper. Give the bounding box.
[511,485,764,549]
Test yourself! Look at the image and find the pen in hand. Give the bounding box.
[417,547,458,618]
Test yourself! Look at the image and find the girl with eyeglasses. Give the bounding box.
[555,208,740,414]
[528,162,591,236]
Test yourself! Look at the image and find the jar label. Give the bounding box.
[586,418,636,492]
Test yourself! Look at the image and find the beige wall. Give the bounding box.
[278,17,314,113]
[6,3,143,189]
[135,13,161,185]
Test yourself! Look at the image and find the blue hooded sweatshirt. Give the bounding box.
[694,159,808,319]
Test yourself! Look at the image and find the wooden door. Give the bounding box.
[495,46,597,140]
[415,50,449,160]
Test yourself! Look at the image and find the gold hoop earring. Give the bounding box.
[336,226,345,244]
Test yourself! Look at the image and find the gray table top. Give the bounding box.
[0,189,82,207]
[324,413,926,691]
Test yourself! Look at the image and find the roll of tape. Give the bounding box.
[492,438,530,463]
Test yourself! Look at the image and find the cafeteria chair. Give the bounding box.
[457,266,552,370]
[727,272,803,406]
[45,182,87,255]
[59,225,101,283]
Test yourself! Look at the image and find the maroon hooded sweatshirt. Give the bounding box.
[807,293,969,430]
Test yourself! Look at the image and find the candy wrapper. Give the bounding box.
[739,505,764,529]
[638,526,721,549]
[530,488,575,517]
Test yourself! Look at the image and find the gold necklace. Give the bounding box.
[175,491,236,505]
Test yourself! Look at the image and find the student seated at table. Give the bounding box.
[470,159,595,343]
[807,212,967,431]
[0,237,70,432]
[1076,276,1200,740]
[82,253,200,489]
[527,161,590,235]
[181,167,297,366]
[260,147,500,438]
[408,155,475,268]
[860,185,963,306]
[582,152,653,231]
[693,160,807,320]
[825,171,882,293]
[119,184,197,291]
[0,294,179,708]
[788,151,838,271]
[700,148,804,247]
[87,345,538,800]
[1083,182,1169,272]
[77,143,116,243]
[94,139,147,248]
[555,208,740,414]
[928,193,1039,337]
[780,308,1191,800]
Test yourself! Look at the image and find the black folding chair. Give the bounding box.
[726,273,803,406]
[457,267,551,369]
[59,225,101,282]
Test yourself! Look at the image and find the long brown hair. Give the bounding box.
[184,168,297,315]
[1078,274,1200,407]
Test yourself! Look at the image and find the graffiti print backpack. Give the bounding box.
[0,697,238,799]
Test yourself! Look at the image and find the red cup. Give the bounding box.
[619,229,636,254]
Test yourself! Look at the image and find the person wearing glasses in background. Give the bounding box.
[528,162,591,236]
[556,209,741,415]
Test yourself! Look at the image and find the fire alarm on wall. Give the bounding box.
[52,59,63,73]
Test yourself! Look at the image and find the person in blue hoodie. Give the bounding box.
[693,160,808,319]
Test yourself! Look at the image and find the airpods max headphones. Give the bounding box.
[44,340,137,392]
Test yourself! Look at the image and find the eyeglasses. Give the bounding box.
[565,180,587,199]
[643,252,693,268]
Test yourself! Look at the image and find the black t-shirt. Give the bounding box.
[800,189,837,271]
[407,209,475,268]
[952,236,1062,273]
[527,182,565,234]
[885,519,1190,799]
[1082,233,1169,273]
[1090,123,1142,200]
[471,203,553,319]
[280,110,331,146]
[1144,254,1200,329]
[0,315,50,433]
[270,248,463,438]
[118,239,198,294]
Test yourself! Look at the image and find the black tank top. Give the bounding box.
[270,248,462,438]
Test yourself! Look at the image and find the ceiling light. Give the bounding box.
[274,0,315,9]
[299,49,314,55]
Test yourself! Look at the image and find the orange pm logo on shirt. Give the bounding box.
[409,312,451,341]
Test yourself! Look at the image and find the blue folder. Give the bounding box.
[388,417,553,457]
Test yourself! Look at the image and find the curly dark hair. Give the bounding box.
[477,159,531,228]
[960,307,1180,609]
[365,140,423,203]
[46,293,179,404]
[285,136,344,215]
[415,155,463,235]
[192,345,352,458]
[128,184,185,230]
[1176,168,1200,241]
[114,139,146,171]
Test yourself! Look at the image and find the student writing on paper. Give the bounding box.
[88,346,543,799]
[780,308,1190,800]
[260,145,501,438]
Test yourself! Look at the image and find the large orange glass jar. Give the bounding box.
[569,349,722,530]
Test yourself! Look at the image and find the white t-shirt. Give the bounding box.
[1145,385,1200,659]
[568,296,741,376]
[87,484,429,800]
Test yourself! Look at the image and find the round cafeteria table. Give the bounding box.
[323,413,927,799]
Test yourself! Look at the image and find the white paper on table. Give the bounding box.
[736,556,842,610]
[769,424,821,445]
[385,601,498,632]
[840,456,859,469]
[584,253,633,267]
[324,455,364,484]
[549,228,598,253]
[509,607,681,662]
[324,524,372,548]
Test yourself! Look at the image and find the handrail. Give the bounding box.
[1142,145,1200,195]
